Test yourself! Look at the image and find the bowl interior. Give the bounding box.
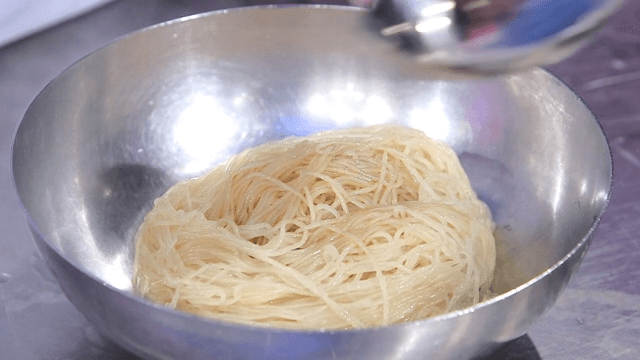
[13,6,611,304]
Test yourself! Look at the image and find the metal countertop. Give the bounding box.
[1,1,639,359]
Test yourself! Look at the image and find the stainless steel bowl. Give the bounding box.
[12,5,612,360]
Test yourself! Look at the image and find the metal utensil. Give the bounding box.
[361,0,625,73]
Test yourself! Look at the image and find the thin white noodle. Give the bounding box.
[133,125,496,330]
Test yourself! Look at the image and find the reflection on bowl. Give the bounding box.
[12,5,611,360]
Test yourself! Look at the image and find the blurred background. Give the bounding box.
[1,1,639,359]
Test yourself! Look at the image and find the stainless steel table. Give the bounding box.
[1,1,639,359]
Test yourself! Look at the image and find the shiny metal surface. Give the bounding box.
[11,6,611,360]
[361,0,625,73]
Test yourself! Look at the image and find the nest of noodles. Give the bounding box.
[133,125,496,329]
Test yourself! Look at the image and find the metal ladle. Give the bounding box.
[356,0,625,73]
